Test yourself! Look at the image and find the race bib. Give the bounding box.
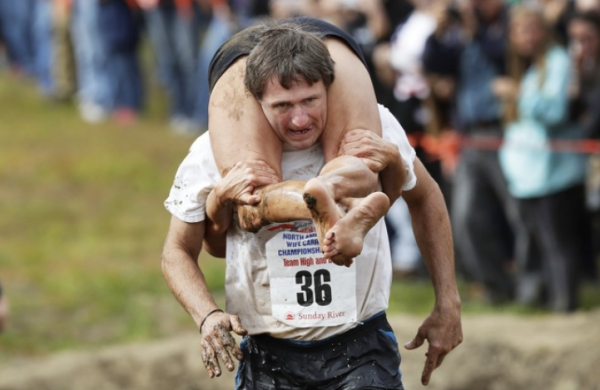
[265,222,357,328]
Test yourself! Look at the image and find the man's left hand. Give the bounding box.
[404,304,463,386]
[338,129,399,173]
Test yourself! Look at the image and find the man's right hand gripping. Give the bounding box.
[200,310,248,378]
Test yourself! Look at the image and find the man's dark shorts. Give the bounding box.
[208,17,367,93]
[235,312,404,390]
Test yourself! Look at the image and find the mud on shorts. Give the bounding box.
[235,312,404,390]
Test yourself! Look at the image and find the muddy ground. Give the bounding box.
[1,311,599,390]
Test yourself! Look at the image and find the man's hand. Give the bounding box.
[216,160,279,206]
[338,129,399,173]
[404,304,463,386]
[200,311,248,378]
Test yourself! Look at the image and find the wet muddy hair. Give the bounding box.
[244,23,335,100]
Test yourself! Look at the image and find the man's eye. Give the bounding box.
[277,103,288,109]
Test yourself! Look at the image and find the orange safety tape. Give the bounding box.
[408,131,600,159]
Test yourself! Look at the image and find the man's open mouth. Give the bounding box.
[290,127,311,135]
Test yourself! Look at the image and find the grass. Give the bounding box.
[1,68,599,363]
[0,70,225,360]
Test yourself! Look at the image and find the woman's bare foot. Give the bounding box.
[303,178,344,251]
[322,192,390,267]
[236,204,264,232]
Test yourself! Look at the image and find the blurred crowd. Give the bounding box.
[1,0,599,313]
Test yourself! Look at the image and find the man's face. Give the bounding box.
[569,19,600,63]
[260,75,327,151]
[471,0,503,21]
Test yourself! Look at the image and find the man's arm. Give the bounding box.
[205,160,280,235]
[402,158,463,386]
[162,216,247,378]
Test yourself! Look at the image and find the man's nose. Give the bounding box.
[291,107,309,128]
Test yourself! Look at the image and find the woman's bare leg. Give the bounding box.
[236,181,310,232]
[322,38,382,162]
[324,39,404,207]
[236,155,388,266]
[303,155,379,248]
[322,193,391,267]
[208,57,283,180]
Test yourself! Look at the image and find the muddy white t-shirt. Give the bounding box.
[165,105,417,340]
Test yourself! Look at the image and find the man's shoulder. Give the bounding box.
[189,132,212,153]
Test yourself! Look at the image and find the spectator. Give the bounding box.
[70,0,113,123]
[32,0,55,98]
[342,0,415,118]
[496,4,589,312]
[569,11,600,140]
[537,0,574,44]
[0,279,8,334]
[51,0,77,101]
[576,0,600,14]
[568,10,600,278]
[426,0,520,304]
[0,0,36,76]
[193,0,239,131]
[99,0,144,125]
[139,0,208,135]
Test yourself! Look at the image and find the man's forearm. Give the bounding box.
[380,150,405,206]
[405,161,460,308]
[162,217,221,329]
[162,247,221,328]
[403,163,463,386]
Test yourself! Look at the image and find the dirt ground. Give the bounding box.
[1,311,599,390]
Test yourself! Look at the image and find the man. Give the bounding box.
[163,21,462,389]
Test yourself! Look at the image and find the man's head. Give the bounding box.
[569,11,600,67]
[470,0,504,23]
[245,24,335,100]
[245,24,335,150]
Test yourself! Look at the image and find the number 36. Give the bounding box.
[295,270,332,306]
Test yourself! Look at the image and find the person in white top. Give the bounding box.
[163,21,462,389]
